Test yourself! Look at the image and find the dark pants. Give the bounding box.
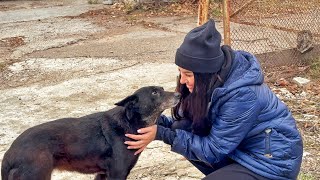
[171,120,270,180]
[195,161,269,180]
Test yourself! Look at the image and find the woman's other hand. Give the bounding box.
[124,125,157,155]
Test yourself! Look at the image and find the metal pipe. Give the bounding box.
[197,0,210,26]
[223,0,231,46]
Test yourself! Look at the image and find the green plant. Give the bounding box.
[0,62,5,72]
[123,2,142,14]
[211,7,222,17]
[298,173,316,180]
[87,0,99,4]
[308,56,320,79]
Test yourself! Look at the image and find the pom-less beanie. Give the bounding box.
[175,19,225,73]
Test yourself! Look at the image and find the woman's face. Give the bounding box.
[178,67,195,93]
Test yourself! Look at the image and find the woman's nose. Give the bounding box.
[180,75,186,84]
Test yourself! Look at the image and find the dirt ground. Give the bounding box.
[0,0,319,179]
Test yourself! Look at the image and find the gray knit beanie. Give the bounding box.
[175,19,225,73]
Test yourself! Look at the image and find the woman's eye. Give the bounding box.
[184,73,193,78]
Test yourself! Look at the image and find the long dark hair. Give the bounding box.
[172,73,218,136]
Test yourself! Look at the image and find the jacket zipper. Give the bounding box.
[264,128,273,158]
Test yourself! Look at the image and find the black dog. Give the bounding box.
[1,86,181,180]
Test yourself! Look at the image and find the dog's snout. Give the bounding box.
[174,92,181,99]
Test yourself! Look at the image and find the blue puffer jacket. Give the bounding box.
[159,51,303,180]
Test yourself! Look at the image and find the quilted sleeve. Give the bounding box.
[156,114,174,128]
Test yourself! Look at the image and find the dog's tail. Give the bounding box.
[1,159,17,180]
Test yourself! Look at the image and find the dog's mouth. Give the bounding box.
[144,92,181,126]
[173,98,180,106]
[172,92,181,106]
[160,93,181,110]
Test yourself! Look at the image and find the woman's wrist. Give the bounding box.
[155,125,176,145]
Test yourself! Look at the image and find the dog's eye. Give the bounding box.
[152,90,159,95]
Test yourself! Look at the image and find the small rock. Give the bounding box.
[302,114,319,120]
[297,91,308,98]
[292,77,310,87]
[102,0,113,5]
[303,152,311,157]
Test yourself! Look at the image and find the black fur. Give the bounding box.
[1,86,181,180]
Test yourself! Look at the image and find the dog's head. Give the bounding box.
[115,86,181,126]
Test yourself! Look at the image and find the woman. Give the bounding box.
[124,19,303,180]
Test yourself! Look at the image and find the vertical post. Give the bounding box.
[222,0,231,46]
[197,0,210,26]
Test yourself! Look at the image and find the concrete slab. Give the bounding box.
[0,2,101,24]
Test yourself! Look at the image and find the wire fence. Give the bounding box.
[221,0,320,67]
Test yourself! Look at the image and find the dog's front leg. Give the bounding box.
[107,142,139,180]
[107,160,131,180]
[94,174,107,180]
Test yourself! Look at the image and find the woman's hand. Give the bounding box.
[124,125,157,155]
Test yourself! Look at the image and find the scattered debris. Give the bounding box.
[272,87,296,99]
[275,77,290,86]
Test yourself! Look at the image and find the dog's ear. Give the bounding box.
[115,95,138,107]
[115,95,139,120]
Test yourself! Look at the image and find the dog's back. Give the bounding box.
[1,112,112,180]
[1,158,11,180]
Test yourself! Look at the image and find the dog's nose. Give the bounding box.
[174,92,181,99]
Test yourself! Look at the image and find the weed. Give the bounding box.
[211,7,222,17]
[123,2,141,14]
[0,62,5,72]
[88,0,99,4]
[298,173,316,180]
[308,57,320,79]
